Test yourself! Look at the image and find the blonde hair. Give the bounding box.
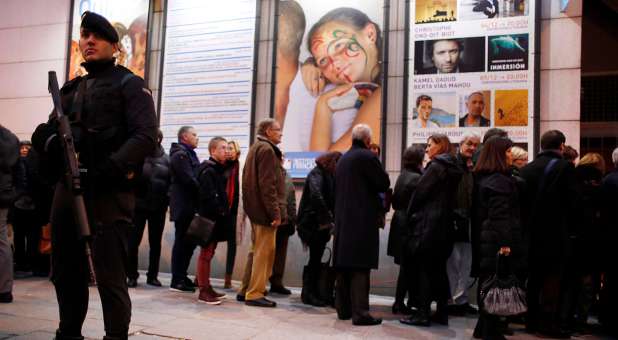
[577,153,606,173]
[228,140,241,159]
[511,146,528,161]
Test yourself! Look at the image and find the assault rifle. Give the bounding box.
[48,71,97,285]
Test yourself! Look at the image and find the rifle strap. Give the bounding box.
[71,78,87,123]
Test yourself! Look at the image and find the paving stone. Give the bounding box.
[4,331,57,339]
[1,277,614,340]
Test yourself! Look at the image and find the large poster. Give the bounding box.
[158,0,258,161]
[68,0,150,80]
[275,0,385,177]
[406,0,535,147]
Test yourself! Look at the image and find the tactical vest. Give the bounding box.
[63,68,135,171]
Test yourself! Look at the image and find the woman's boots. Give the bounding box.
[301,266,327,307]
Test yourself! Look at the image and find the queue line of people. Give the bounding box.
[383,128,618,339]
[2,114,617,340]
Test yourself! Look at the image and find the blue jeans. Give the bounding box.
[170,214,197,284]
[447,242,473,305]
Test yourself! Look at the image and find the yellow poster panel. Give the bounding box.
[494,89,528,127]
[415,0,457,24]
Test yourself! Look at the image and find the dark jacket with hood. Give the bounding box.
[388,167,422,264]
[169,142,200,221]
[471,172,525,277]
[197,158,229,242]
[135,144,171,212]
[297,164,335,245]
[0,125,19,208]
[333,140,390,270]
[452,152,474,243]
[31,59,157,225]
[519,150,578,272]
[601,167,618,271]
[406,153,463,257]
[573,163,604,272]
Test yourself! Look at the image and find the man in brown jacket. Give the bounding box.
[240,118,287,307]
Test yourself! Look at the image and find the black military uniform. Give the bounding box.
[31,11,157,340]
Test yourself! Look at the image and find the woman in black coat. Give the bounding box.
[400,134,463,327]
[297,151,341,306]
[223,141,241,289]
[471,136,524,340]
[388,145,424,314]
[571,153,605,329]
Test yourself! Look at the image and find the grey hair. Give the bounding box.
[177,126,194,141]
[460,131,481,145]
[613,147,618,167]
[351,124,372,142]
[257,118,277,137]
[466,91,484,102]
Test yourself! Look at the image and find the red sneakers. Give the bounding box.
[198,290,222,305]
[208,286,227,299]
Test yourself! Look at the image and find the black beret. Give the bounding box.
[80,11,119,43]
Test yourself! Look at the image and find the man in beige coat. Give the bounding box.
[240,118,287,307]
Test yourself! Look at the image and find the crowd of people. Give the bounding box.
[384,128,618,339]
[2,117,618,338]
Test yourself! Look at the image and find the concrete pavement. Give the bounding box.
[0,275,611,340]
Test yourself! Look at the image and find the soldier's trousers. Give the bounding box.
[51,188,131,339]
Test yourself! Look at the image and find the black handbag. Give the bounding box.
[185,214,215,247]
[480,253,527,316]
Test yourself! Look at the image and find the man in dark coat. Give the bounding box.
[127,130,171,288]
[0,124,19,304]
[333,124,390,326]
[31,11,157,340]
[169,126,200,292]
[10,141,39,273]
[519,130,578,338]
[599,147,618,336]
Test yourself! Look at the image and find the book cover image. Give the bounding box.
[494,89,528,127]
[488,34,529,72]
[415,0,457,24]
[410,92,458,128]
[458,91,491,127]
[458,0,529,21]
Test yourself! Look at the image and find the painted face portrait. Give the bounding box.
[432,40,460,73]
[310,21,378,85]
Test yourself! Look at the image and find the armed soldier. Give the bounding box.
[32,11,157,340]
